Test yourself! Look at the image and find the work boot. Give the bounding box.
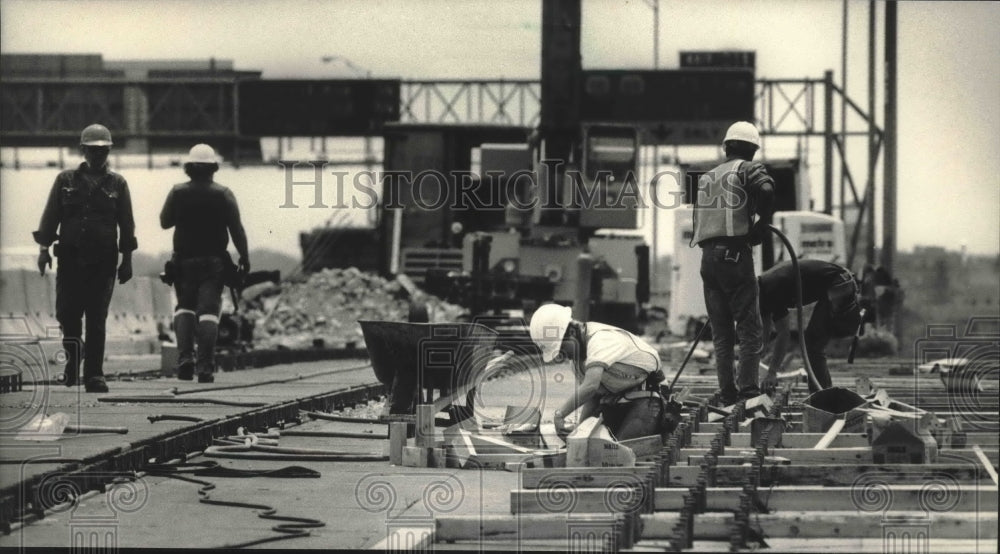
[176,360,195,381]
[197,372,214,384]
[84,376,109,393]
[711,390,738,407]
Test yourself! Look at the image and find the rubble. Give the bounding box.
[241,267,467,349]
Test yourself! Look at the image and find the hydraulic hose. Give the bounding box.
[667,320,711,392]
[170,363,373,396]
[99,396,266,407]
[143,461,324,548]
[767,224,824,392]
[203,444,389,462]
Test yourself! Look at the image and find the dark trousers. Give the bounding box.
[803,298,836,393]
[174,256,225,373]
[601,396,664,441]
[700,242,762,401]
[56,255,117,379]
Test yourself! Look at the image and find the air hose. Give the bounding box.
[203,444,389,462]
[767,224,824,392]
[143,460,324,548]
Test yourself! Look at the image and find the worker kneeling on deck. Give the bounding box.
[160,144,250,383]
[758,259,863,394]
[529,304,668,440]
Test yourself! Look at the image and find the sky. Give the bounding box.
[1,0,999,255]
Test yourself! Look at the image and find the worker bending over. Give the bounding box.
[758,259,863,394]
[528,304,667,440]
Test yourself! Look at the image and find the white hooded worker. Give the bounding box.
[528,304,667,440]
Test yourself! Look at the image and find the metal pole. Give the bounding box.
[232,78,241,168]
[652,0,659,69]
[866,0,877,266]
[823,70,834,215]
[648,0,659,295]
[882,1,897,274]
[649,145,658,296]
[839,0,848,222]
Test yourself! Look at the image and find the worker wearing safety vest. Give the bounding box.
[160,144,250,383]
[691,121,775,405]
[526,304,669,440]
[34,124,137,393]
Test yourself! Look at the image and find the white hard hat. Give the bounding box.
[80,123,113,146]
[723,121,761,148]
[185,144,220,165]
[529,304,573,363]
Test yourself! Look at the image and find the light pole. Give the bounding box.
[320,55,372,78]
[644,0,661,299]
[643,0,660,69]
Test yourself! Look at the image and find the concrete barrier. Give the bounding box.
[0,270,31,317]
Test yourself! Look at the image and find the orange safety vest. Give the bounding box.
[690,159,752,246]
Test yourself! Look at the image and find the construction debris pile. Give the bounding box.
[242,267,466,350]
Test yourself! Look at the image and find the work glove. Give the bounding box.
[37,249,52,276]
[553,410,571,439]
[117,259,133,284]
[238,257,251,275]
[748,220,770,246]
[760,372,779,394]
[483,350,513,377]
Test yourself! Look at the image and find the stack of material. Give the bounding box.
[242,267,466,349]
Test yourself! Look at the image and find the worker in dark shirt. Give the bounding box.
[690,122,775,405]
[160,144,250,382]
[33,124,137,393]
[758,259,862,393]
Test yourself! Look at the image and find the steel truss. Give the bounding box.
[1,75,879,265]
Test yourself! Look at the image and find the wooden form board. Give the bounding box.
[420,372,998,549]
[662,463,989,487]
[511,485,998,514]
[638,511,997,540]
[434,513,623,542]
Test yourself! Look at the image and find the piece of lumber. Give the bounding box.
[511,486,649,514]
[620,435,664,458]
[683,446,875,465]
[691,432,871,448]
[402,446,431,467]
[652,485,997,512]
[370,526,434,550]
[640,511,996,540]
[434,514,623,542]
[415,404,436,448]
[519,466,657,489]
[467,432,538,455]
[663,463,988,487]
[388,421,407,465]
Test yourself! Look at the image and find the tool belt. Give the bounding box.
[828,271,862,337]
[600,388,663,406]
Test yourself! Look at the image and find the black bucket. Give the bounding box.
[359,320,498,392]
[800,387,869,433]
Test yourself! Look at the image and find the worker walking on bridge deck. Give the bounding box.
[528,304,669,440]
[160,144,250,383]
[33,124,137,393]
[758,259,863,394]
[690,121,775,405]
